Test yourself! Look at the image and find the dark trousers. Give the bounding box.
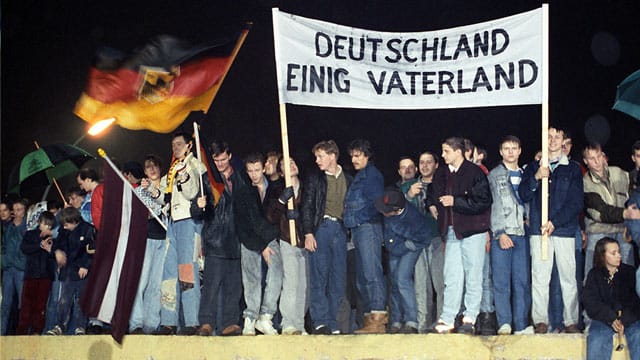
[17,278,52,334]
[198,256,242,332]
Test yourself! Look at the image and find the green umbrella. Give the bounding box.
[613,69,640,120]
[8,143,95,194]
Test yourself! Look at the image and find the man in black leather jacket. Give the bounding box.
[301,140,353,335]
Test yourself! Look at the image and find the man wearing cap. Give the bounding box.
[301,140,352,335]
[376,189,435,333]
[343,139,386,334]
[429,136,492,334]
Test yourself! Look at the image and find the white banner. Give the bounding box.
[272,7,543,109]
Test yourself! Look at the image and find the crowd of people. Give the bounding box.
[1,129,640,359]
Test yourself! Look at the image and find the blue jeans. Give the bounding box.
[160,218,201,327]
[626,218,640,259]
[56,279,87,331]
[440,227,486,325]
[279,240,308,331]
[480,239,495,313]
[587,319,640,360]
[308,218,347,331]
[415,236,445,330]
[44,276,61,333]
[129,238,166,333]
[241,243,265,320]
[389,249,421,329]
[491,235,531,331]
[548,259,564,330]
[241,241,281,320]
[1,267,24,335]
[351,222,386,312]
[261,240,283,317]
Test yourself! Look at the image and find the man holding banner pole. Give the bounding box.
[519,127,583,334]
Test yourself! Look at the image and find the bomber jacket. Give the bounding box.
[583,165,629,234]
[192,171,242,259]
[583,263,640,327]
[21,229,55,280]
[193,169,278,257]
[53,221,95,282]
[301,167,353,235]
[343,162,384,228]
[429,160,492,240]
[488,163,526,238]
[519,154,583,237]
[382,202,435,257]
[234,181,279,252]
[266,183,305,248]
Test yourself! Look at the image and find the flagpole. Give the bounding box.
[201,24,252,115]
[540,3,550,261]
[272,8,298,246]
[97,148,167,231]
[193,121,205,197]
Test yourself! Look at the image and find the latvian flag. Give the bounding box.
[80,160,148,343]
[74,28,248,134]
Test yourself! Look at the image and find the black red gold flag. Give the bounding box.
[75,28,249,133]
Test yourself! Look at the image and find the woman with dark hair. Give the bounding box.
[583,237,640,360]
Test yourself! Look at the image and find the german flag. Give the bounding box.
[74,28,249,134]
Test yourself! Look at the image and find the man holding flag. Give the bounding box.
[154,131,206,335]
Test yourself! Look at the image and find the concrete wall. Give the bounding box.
[0,333,631,360]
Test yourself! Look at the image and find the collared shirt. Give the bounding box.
[325,165,347,219]
[325,165,343,178]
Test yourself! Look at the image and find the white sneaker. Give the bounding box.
[75,327,86,335]
[242,317,256,336]
[281,326,303,335]
[47,325,63,336]
[514,325,534,335]
[255,314,278,335]
[497,324,512,335]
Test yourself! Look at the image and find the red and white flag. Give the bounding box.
[80,160,148,343]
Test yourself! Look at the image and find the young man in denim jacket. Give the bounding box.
[488,135,532,335]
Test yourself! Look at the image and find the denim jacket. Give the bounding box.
[383,202,434,257]
[343,163,384,228]
[519,154,583,237]
[488,163,526,238]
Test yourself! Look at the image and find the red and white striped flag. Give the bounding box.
[80,160,148,343]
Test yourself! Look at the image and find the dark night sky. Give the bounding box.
[2,0,640,202]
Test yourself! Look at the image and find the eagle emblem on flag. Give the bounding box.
[137,65,180,104]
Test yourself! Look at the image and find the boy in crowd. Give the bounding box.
[47,207,95,335]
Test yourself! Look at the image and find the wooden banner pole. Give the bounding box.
[279,103,298,246]
[541,4,550,261]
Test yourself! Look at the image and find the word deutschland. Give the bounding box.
[314,29,511,64]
